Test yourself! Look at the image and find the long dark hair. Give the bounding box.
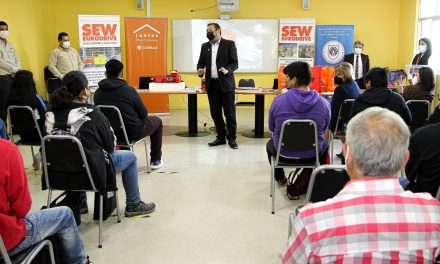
[9,70,37,106]
[419,38,432,58]
[418,67,435,92]
[50,71,88,110]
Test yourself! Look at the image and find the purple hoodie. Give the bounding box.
[269,89,330,158]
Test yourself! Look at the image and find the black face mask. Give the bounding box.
[334,76,343,85]
[206,32,215,41]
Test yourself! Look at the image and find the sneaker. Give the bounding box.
[125,201,155,217]
[79,201,89,214]
[275,176,288,186]
[150,160,162,170]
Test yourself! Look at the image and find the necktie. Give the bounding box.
[355,55,359,80]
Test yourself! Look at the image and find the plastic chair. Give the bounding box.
[97,105,151,172]
[270,119,320,214]
[41,135,121,248]
[329,99,354,164]
[0,234,55,264]
[236,79,256,106]
[406,100,430,133]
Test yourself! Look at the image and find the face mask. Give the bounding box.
[411,75,418,85]
[418,45,427,53]
[62,41,70,49]
[0,30,9,40]
[354,47,362,55]
[206,32,215,41]
[334,76,344,85]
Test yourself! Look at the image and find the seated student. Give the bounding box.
[328,62,361,133]
[94,60,163,169]
[8,70,47,140]
[402,66,435,102]
[267,61,330,185]
[403,122,440,197]
[0,139,90,263]
[45,71,155,217]
[0,118,6,139]
[350,67,412,125]
[427,105,440,124]
[280,107,440,263]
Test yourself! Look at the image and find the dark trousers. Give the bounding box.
[266,138,329,181]
[207,79,237,140]
[0,74,13,121]
[355,78,365,90]
[134,116,163,162]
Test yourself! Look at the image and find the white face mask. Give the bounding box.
[0,30,9,40]
[418,45,427,53]
[354,47,362,55]
[62,41,70,49]
[411,75,418,85]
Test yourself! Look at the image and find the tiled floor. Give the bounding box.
[20,108,341,264]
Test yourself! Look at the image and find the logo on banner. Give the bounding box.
[133,23,160,51]
[281,25,313,42]
[82,24,118,42]
[322,40,345,64]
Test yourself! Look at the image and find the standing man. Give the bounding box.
[344,40,370,90]
[0,21,20,122]
[48,32,84,81]
[197,23,239,149]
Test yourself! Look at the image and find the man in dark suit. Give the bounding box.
[344,40,370,90]
[197,23,239,149]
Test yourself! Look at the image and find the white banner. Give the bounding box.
[78,15,121,86]
[278,18,316,67]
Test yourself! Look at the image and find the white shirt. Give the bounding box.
[353,54,363,79]
[210,38,221,79]
[0,39,20,75]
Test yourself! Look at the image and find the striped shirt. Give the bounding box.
[280,178,440,264]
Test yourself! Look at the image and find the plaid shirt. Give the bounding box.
[280,178,440,264]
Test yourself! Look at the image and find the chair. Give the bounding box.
[270,119,321,214]
[0,234,55,264]
[7,106,43,173]
[236,79,256,106]
[288,165,349,237]
[41,135,121,248]
[329,99,354,164]
[97,105,151,172]
[436,185,440,200]
[406,100,430,133]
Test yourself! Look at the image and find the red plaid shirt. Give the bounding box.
[280,178,440,264]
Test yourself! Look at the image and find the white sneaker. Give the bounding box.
[150,160,162,170]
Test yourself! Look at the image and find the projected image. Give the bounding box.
[185,20,277,72]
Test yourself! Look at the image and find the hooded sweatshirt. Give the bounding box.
[44,102,117,196]
[269,89,330,158]
[350,87,412,125]
[94,78,148,141]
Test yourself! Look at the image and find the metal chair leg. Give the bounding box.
[99,195,103,248]
[144,139,151,173]
[47,189,53,208]
[288,212,294,238]
[329,133,334,164]
[271,158,276,214]
[115,191,121,223]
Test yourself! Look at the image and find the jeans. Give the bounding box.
[110,150,141,206]
[399,176,410,189]
[7,207,86,264]
[0,118,6,139]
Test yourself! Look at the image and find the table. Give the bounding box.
[138,89,281,138]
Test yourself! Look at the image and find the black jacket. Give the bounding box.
[411,53,430,65]
[197,38,238,93]
[344,53,370,79]
[427,105,440,125]
[350,87,412,125]
[405,123,440,197]
[95,78,148,141]
[329,80,361,132]
[45,102,117,196]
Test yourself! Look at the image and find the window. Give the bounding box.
[418,0,440,73]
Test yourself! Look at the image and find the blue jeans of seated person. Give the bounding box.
[7,207,86,264]
[0,118,6,139]
[79,151,141,206]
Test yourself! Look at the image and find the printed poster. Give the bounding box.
[278,18,316,67]
[78,15,121,87]
[315,25,354,66]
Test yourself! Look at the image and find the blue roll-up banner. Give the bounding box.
[315,25,354,66]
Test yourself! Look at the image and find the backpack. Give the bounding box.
[286,168,313,200]
[41,191,82,226]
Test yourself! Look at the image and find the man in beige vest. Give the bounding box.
[0,21,20,121]
[48,32,84,80]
